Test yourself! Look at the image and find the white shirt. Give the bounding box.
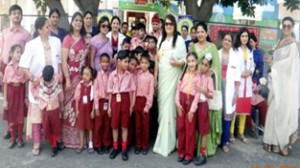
[106,31,126,52]
[19,36,61,104]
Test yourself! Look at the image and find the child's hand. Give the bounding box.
[187,111,194,123]
[90,111,95,119]
[199,87,207,95]
[32,77,40,88]
[143,108,149,114]
[177,105,183,117]
[25,97,29,107]
[60,106,65,113]
[241,70,251,78]
[107,108,111,118]
[95,109,100,117]
[3,100,8,110]
[130,107,133,116]
[207,70,214,77]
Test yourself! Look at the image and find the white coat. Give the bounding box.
[232,47,255,98]
[106,31,126,52]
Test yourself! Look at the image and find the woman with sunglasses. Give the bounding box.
[90,16,113,72]
[153,14,187,157]
[263,16,299,156]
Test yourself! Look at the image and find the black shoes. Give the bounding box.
[177,156,184,162]
[194,156,207,166]
[17,140,24,148]
[104,146,110,154]
[182,159,192,165]
[51,147,58,157]
[8,141,16,149]
[142,148,148,155]
[135,147,142,154]
[109,149,119,159]
[3,131,10,140]
[96,147,104,155]
[57,141,65,151]
[122,151,129,161]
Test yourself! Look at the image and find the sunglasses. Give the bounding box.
[165,22,174,27]
[101,24,109,29]
[283,24,292,30]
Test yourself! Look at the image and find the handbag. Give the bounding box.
[236,77,251,115]
[208,70,222,111]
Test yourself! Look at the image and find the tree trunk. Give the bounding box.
[44,0,70,31]
[74,0,101,25]
[184,0,218,22]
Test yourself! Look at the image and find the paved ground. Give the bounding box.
[0,106,299,168]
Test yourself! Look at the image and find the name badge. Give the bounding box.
[200,93,205,101]
[116,94,121,103]
[83,96,88,104]
[103,102,108,111]
[47,102,52,111]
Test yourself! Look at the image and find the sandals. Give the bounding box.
[229,134,235,143]
[222,145,230,153]
[281,147,290,156]
[88,147,94,154]
[263,144,271,153]
[76,148,84,154]
[238,134,248,144]
[32,148,40,156]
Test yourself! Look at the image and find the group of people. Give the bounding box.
[1,3,299,166]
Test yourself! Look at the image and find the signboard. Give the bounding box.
[97,10,113,22]
[178,15,194,33]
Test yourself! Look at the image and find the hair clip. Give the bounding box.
[205,53,212,61]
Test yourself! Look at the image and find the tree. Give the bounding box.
[183,0,300,22]
[33,0,101,30]
[157,0,300,22]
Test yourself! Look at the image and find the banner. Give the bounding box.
[178,15,194,33]
[97,10,113,22]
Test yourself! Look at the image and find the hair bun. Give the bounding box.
[205,53,212,61]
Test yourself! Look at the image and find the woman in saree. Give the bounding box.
[153,14,187,157]
[218,33,241,153]
[190,22,221,156]
[263,16,299,156]
[61,12,89,148]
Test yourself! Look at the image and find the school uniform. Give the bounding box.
[93,70,111,148]
[107,70,136,130]
[127,70,138,146]
[175,72,200,161]
[197,73,214,136]
[135,70,154,150]
[74,81,94,130]
[2,62,26,142]
[32,79,64,148]
[130,36,145,50]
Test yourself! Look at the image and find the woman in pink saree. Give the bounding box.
[61,12,89,148]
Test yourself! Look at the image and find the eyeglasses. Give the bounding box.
[101,24,109,29]
[165,22,174,27]
[283,24,292,30]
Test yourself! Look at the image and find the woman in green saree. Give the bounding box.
[190,22,222,157]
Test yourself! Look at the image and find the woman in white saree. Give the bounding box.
[263,16,299,156]
[153,14,187,157]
